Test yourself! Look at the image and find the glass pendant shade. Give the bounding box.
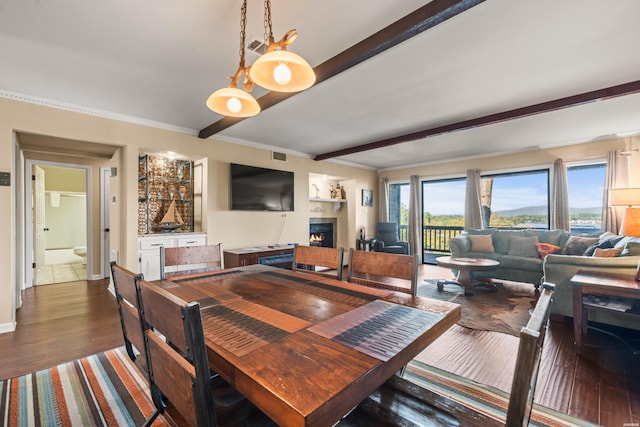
[249,50,316,92]
[206,86,260,118]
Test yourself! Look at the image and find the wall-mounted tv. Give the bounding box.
[230,163,294,211]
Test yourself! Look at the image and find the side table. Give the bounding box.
[356,238,375,251]
[570,270,640,347]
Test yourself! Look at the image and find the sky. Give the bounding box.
[410,165,606,216]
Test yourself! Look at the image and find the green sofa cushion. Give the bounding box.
[507,235,539,257]
[499,254,543,271]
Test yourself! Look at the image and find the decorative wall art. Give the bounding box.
[362,189,373,207]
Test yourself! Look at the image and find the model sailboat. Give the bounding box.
[157,200,184,232]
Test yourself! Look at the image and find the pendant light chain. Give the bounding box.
[238,0,247,68]
[263,0,273,43]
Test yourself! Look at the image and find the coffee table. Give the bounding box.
[435,256,500,296]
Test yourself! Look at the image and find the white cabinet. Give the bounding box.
[139,233,206,280]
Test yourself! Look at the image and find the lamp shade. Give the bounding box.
[249,50,316,92]
[620,207,640,237]
[206,87,260,118]
[609,188,640,207]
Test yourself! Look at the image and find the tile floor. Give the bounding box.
[36,249,87,285]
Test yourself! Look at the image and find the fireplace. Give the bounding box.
[309,218,337,248]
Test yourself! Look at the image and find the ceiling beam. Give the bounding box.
[198,0,485,139]
[313,80,640,161]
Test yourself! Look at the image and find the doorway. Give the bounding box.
[25,160,92,287]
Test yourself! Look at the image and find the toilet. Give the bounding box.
[73,246,87,264]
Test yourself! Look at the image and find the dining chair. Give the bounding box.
[110,262,161,425]
[505,282,555,426]
[292,245,345,280]
[110,262,146,367]
[136,278,273,426]
[160,243,224,279]
[347,249,419,296]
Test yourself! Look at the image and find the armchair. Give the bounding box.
[373,222,409,255]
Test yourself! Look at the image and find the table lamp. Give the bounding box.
[609,187,640,280]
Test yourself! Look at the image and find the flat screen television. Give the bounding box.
[230,163,294,211]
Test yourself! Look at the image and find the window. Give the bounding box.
[422,178,466,227]
[422,178,466,256]
[567,163,605,233]
[481,170,550,229]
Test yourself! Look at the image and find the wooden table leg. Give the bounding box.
[573,284,584,347]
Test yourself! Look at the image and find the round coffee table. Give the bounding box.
[435,256,500,296]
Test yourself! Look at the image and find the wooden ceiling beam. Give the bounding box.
[198,0,485,139]
[313,80,640,161]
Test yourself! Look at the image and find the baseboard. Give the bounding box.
[0,321,17,334]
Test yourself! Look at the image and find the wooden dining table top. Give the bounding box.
[154,264,461,427]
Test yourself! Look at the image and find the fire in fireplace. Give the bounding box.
[309,218,336,248]
[310,233,325,246]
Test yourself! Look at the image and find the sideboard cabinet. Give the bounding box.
[224,245,294,268]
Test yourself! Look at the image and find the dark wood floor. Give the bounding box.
[2,267,639,426]
[0,279,122,379]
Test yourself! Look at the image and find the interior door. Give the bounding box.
[34,165,46,285]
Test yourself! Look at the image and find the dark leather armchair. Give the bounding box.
[372,222,409,254]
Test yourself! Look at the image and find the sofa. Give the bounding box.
[449,229,640,331]
[448,228,572,285]
[543,234,640,331]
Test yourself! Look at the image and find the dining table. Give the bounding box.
[154,264,461,427]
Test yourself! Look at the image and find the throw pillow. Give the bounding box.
[583,238,619,256]
[621,241,640,256]
[507,235,539,257]
[562,236,599,255]
[468,234,494,252]
[593,247,624,257]
[535,242,561,258]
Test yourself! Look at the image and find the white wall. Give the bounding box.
[45,193,86,249]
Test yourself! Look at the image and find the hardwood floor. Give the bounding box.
[2,267,639,426]
[0,279,122,379]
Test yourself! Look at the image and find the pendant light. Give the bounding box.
[206,0,260,118]
[249,0,316,92]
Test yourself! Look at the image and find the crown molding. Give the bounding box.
[0,90,198,136]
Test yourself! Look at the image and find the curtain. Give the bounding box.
[379,177,389,223]
[408,175,422,261]
[602,150,629,234]
[550,158,570,231]
[464,169,483,230]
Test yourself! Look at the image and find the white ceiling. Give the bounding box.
[2,0,639,170]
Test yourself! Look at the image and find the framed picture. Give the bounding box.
[362,189,373,207]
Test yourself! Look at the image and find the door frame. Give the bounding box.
[24,159,93,287]
[100,167,112,279]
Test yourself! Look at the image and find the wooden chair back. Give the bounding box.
[506,282,555,426]
[110,262,145,364]
[292,245,345,280]
[137,278,217,427]
[347,249,419,296]
[160,243,224,279]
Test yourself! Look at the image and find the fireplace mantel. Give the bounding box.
[309,198,346,212]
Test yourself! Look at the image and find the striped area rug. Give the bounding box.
[406,361,600,427]
[0,347,168,426]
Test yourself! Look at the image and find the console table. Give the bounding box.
[570,270,640,347]
[223,245,294,268]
